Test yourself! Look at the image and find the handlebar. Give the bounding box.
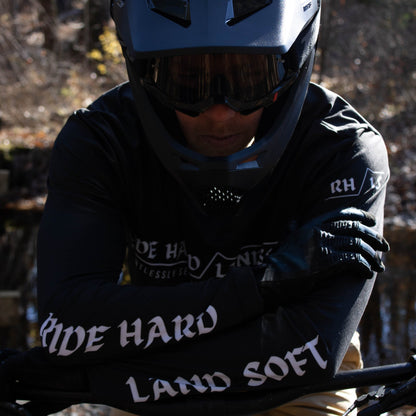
[8,357,416,416]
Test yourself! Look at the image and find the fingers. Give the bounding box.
[319,207,389,275]
[323,220,389,252]
[337,207,377,226]
[0,349,20,363]
[333,252,377,279]
[315,207,376,227]
[344,238,385,273]
[320,233,386,275]
[0,402,32,416]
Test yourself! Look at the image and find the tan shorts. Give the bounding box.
[108,332,363,416]
[255,331,363,416]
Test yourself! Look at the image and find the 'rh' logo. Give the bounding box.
[330,178,356,194]
[327,169,387,201]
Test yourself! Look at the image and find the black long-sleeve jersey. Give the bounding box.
[36,82,389,412]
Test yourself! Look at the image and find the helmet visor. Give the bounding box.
[141,53,297,116]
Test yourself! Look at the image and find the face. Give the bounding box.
[176,106,263,157]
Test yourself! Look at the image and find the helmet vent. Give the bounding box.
[147,0,191,28]
[226,0,272,26]
[200,186,243,215]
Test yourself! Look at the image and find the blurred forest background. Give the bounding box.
[0,1,415,415]
[0,0,415,225]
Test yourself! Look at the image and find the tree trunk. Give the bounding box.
[317,0,335,83]
[38,0,57,51]
[85,0,110,50]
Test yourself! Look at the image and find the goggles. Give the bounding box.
[140,53,298,117]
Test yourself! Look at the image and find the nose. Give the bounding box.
[203,104,237,122]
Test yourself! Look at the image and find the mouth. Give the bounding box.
[203,133,241,147]
[200,133,241,143]
[192,132,255,157]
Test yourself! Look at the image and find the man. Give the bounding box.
[1,1,389,415]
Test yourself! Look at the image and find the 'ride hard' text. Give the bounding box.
[40,305,218,356]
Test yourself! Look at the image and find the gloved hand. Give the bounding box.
[0,347,89,416]
[257,207,389,309]
[1,349,32,416]
[0,402,32,416]
[0,349,20,402]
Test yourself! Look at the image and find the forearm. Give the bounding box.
[38,271,263,362]
[5,270,373,413]
[84,272,374,409]
[37,197,263,361]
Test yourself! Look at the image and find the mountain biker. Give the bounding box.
[1,1,390,415]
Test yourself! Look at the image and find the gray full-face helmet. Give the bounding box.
[111,0,321,215]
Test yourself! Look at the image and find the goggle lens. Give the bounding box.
[141,53,296,116]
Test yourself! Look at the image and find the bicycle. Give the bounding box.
[1,351,415,416]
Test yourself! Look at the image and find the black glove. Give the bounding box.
[0,402,32,416]
[0,349,20,403]
[258,208,389,309]
[0,348,89,416]
[1,350,32,416]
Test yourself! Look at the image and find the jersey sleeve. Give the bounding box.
[37,108,264,362]
[85,268,372,412]
[295,86,389,224]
